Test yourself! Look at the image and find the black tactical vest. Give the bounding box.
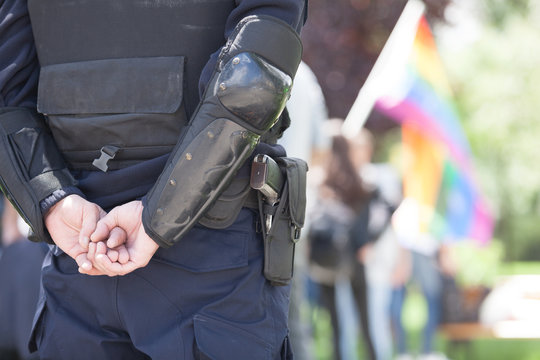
[28,0,236,171]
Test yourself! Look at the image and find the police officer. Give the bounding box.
[0,0,307,358]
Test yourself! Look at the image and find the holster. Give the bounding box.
[259,157,308,286]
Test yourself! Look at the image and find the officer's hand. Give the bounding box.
[89,200,159,276]
[80,226,130,275]
[45,194,108,275]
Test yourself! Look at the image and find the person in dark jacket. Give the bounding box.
[0,0,307,358]
[307,131,376,360]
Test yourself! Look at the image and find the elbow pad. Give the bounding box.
[0,107,77,243]
[142,15,302,247]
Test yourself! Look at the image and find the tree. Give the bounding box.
[301,0,451,123]
[443,3,540,260]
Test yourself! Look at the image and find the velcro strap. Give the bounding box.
[29,170,77,202]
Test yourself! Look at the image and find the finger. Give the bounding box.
[79,235,90,251]
[96,251,137,276]
[75,253,93,273]
[91,242,119,277]
[107,227,127,249]
[90,221,112,243]
[117,245,130,265]
[87,242,97,263]
[75,253,106,276]
[97,241,109,256]
[91,209,120,243]
[79,204,101,249]
[107,248,119,262]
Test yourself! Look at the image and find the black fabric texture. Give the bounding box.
[0,0,39,108]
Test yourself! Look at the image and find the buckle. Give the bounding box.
[92,145,120,172]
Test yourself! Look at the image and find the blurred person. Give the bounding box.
[391,251,442,360]
[1,197,24,247]
[349,129,404,360]
[0,198,46,360]
[389,232,452,360]
[279,60,330,360]
[307,131,375,360]
[388,247,412,360]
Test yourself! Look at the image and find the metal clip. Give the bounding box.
[92,145,120,172]
[291,224,301,242]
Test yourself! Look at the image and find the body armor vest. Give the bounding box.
[27,0,236,171]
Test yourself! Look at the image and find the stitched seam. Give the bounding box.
[114,277,126,329]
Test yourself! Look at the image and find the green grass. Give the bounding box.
[311,307,333,360]
[446,339,540,360]
[498,261,540,276]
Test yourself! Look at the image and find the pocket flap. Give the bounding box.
[37,56,185,115]
[193,314,271,359]
[276,157,308,228]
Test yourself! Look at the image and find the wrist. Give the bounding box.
[41,187,85,216]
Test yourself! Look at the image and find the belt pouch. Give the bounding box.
[262,157,307,286]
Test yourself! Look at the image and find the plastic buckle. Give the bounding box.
[92,145,120,172]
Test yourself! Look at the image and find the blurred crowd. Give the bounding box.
[0,196,47,360]
[0,62,463,360]
[280,62,459,360]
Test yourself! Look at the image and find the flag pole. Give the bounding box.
[341,0,426,138]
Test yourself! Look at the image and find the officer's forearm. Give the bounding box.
[0,1,80,243]
[0,108,78,243]
[142,15,302,248]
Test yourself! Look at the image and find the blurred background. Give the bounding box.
[282,0,540,359]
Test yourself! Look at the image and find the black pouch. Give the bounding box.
[261,157,308,286]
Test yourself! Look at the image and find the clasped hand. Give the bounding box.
[44,195,159,276]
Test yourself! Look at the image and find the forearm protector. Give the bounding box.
[142,15,302,247]
[0,107,77,242]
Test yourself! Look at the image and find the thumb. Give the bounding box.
[79,205,103,249]
[90,208,120,243]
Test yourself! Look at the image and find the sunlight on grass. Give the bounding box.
[402,287,427,332]
[312,306,333,360]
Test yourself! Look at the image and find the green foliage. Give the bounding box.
[442,4,540,260]
[480,0,531,28]
[453,240,504,287]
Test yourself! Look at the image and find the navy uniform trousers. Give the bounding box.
[29,209,292,359]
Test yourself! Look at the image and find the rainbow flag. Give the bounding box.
[375,15,493,244]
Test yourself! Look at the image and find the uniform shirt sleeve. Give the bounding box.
[0,0,40,108]
[198,0,307,95]
[1,0,84,215]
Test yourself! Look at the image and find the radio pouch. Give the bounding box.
[260,157,307,286]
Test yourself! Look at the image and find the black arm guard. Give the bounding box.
[142,15,302,247]
[0,107,77,243]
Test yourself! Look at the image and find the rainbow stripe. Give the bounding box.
[375,16,493,244]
